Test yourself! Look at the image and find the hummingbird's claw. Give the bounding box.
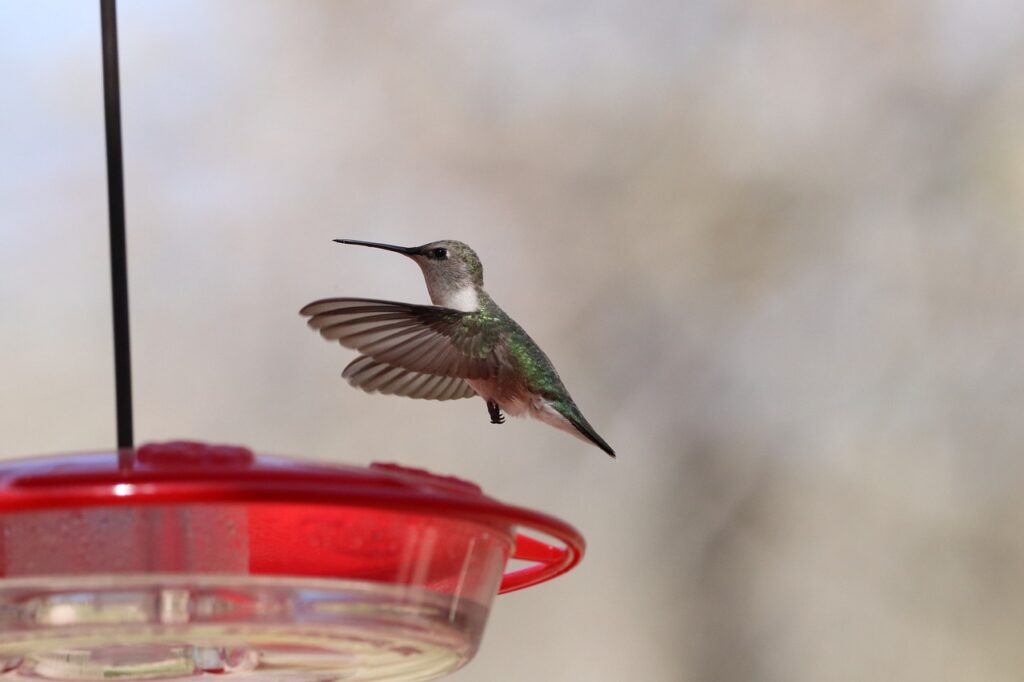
[486,401,505,425]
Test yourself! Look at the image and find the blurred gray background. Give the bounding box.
[4,1,1024,680]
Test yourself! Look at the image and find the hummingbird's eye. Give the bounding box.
[430,248,449,260]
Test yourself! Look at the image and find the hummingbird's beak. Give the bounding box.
[334,239,419,256]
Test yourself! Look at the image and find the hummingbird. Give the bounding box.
[300,239,615,457]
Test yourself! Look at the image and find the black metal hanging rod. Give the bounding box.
[100,0,134,449]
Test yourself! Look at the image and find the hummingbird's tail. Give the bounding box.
[552,401,616,458]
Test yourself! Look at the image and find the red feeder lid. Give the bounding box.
[0,441,585,594]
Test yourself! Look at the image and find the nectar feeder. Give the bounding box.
[0,442,584,680]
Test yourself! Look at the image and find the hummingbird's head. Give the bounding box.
[334,238,485,311]
[411,239,483,286]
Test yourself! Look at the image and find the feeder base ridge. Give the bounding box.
[0,575,487,681]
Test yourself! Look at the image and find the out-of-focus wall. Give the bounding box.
[4,2,1024,680]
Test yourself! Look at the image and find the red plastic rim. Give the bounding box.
[0,442,585,594]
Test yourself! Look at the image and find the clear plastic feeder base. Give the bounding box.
[0,576,482,681]
[0,443,584,682]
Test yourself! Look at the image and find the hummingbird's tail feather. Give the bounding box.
[549,401,616,458]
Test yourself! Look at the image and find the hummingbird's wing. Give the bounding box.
[300,298,508,379]
[341,355,477,400]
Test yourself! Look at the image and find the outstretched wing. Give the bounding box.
[342,355,477,400]
[299,298,508,379]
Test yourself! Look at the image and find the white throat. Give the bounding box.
[432,284,480,312]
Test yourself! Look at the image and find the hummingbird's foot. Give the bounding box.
[487,400,505,425]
